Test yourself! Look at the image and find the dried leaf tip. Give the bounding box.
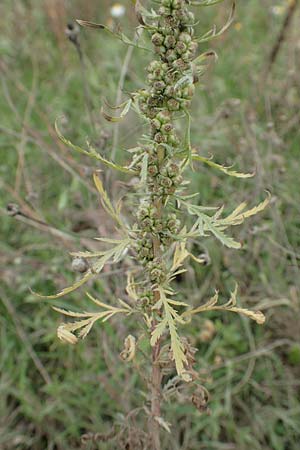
[57,325,78,344]
[120,335,136,362]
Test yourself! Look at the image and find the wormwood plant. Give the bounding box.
[39,0,269,448]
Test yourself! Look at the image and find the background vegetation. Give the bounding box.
[1,0,299,449]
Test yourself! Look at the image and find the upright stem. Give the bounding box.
[149,200,163,450]
[150,336,162,450]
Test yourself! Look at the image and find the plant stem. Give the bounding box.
[149,195,163,449]
[150,336,162,450]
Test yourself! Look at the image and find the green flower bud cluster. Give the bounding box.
[150,110,178,148]
[147,259,167,285]
[134,0,198,287]
[148,161,183,197]
[137,290,156,310]
[137,1,198,122]
[136,201,162,233]
[131,227,154,264]
[164,212,181,236]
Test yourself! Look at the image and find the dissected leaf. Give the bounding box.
[57,325,78,344]
[93,173,126,229]
[126,272,139,302]
[193,51,218,78]
[196,2,235,44]
[55,119,134,174]
[191,153,254,178]
[150,317,168,346]
[182,285,265,324]
[171,241,189,273]
[183,192,269,249]
[151,288,188,378]
[203,220,241,249]
[54,293,132,344]
[101,99,132,123]
[76,20,152,52]
[33,270,93,299]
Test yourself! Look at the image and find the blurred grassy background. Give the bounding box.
[0,0,300,449]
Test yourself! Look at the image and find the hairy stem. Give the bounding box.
[149,198,163,449]
[150,336,162,450]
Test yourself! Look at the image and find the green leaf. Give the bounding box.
[182,110,192,168]
[76,20,152,52]
[55,119,135,174]
[101,99,132,123]
[203,220,241,249]
[191,0,225,6]
[195,2,235,43]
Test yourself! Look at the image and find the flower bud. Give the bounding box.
[189,41,198,55]
[161,123,173,134]
[147,60,161,72]
[148,262,166,283]
[167,98,180,111]
[154,132,167,143]
[167,163,180,177]
[153,68,165,79]
[153,80,166,92]
[148,164,159,176]
[166,49,177,63]
[158,175,173,188]
[72,257,88,273]
[179,32,192,45]
[154,45,166,55]
[164,85,176,97]
[164,35,176,49]
[156,111,171,123]
[151,118,161,130]
[176,41,187,55]
[173,58,188,72]
[152,33,164,47]
[182,50,192,62]
[167,133,179,146]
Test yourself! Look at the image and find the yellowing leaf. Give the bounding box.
[53,293,131,344]
[93,173,125,229]
[182,285,265,325]
[120,335,136,362]
[151,288,188,378]
[57,325,78,344]
[191,153,254,178]
[33,270,93,299]
[150,318,168,346]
